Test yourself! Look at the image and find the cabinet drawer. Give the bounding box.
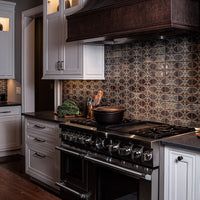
[27,147,56,180]
[0,106,21,116]
[27,134,56,153]
[26,119,59,138]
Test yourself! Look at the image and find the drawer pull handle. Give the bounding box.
[0,111,11,114]
[34,138,46,143]
[33,152,46,159]
[56,182,90,199]
[34,125,46,129]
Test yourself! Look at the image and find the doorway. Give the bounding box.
[34,16,54,111]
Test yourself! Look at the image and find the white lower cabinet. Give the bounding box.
[0,106,21,153]
[164,146,200,200]
[25,118,60,189]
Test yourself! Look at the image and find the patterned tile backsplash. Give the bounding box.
[63,36,200,127]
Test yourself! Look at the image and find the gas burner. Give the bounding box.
[69,119,195,139]
[110,124,195,139]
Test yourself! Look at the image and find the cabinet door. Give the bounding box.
[63,42,83,76]
[0,10,15,78]
[164,147,196,200]
[43,14,62,78]
[0,116,21,151]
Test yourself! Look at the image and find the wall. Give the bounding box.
[63,36,200,127]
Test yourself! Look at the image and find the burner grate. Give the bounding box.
[129,126,195,139]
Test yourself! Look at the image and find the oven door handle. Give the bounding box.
[85,155,151,181]
[55,146,84,157]
[56,182,90,199]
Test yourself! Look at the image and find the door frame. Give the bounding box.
[21,5,62,113]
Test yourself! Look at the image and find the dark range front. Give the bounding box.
[57,144,157,200]
[90,164,153,200]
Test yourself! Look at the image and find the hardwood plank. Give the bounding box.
[0,159,60,200]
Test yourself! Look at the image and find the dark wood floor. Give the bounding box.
[0,155,61,200]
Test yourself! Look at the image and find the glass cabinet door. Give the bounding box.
[64,0,79,10]
[47,0,60,15]
[0,17,10,32]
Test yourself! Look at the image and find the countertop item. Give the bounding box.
[22,111,82,123]
[161,132,200,152]
[93,106,125,125]
[0,102,21,107]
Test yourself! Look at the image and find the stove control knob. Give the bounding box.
[142,150,153,162]
[118,145,132,156]
[95,138,103,150]
[108,142,120,154]
[132,147,143,160]
[85,136,93,145]
[78,136,86,144]
[68,134,74,142]
[71,135,78,142]
[102,139,112,149]
[62,133,68,140]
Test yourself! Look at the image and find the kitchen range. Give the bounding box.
[56,118,194,200]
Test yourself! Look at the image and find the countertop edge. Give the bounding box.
[0,102,21,107]
[161,140,200,152]
[22,112,63,123]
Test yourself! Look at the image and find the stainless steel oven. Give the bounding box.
[56,118,193,200]
[56,145,158,200]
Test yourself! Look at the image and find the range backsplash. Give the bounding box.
[63,36,200,127]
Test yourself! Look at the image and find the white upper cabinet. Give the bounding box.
[0,1,15,79]
[43,0,105,80]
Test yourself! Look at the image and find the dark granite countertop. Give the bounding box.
[161,132,200,152]
[0,102,21,107]
[23,111,200,152]
[22,111,82,123]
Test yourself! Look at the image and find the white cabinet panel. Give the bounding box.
[164,147,200,200]
[27,148,56,182]
[0,116,21,151]
[64,42,82,75]
[43,0,104,80]
[43,14,61,76]
[25,118,60,189]
[0,106,21,153]
[0,1,15,79]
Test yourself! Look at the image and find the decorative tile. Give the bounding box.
[63,36,200,127]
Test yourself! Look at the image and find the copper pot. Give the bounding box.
[93,106,125,125]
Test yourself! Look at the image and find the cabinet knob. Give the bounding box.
[60,61,64,71]
[56,61,61,71]
[177,156,183,162]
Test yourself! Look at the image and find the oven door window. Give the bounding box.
[97,167,140,200]
[61,152,87,190]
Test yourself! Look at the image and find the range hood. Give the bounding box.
[66,0,200,43]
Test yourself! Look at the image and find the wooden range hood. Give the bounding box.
[67,0,200,43]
